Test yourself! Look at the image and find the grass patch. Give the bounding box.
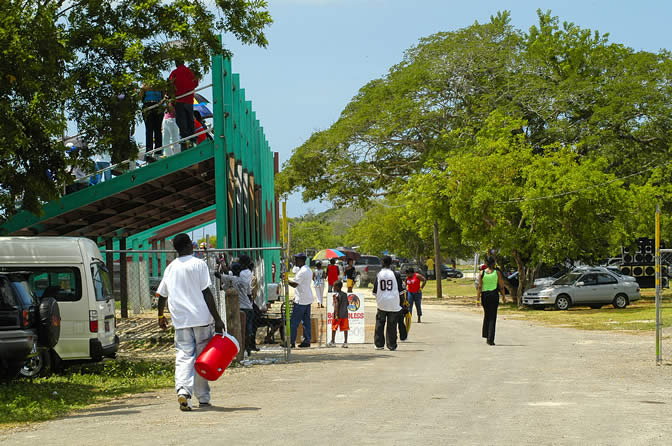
[422,278,477,298]
[497,298,672,331]
[0,359,173,427]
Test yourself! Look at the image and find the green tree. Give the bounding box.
[279,10,672,300]
[344,201,430,259]
[289,218,342,255]
[407,113,630,302]
[1,0,272,220]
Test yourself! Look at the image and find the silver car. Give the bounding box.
[523,268,641,310]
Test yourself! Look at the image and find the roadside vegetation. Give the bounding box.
[0,360,173,428]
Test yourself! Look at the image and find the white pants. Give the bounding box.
[162,117,180,156]
[314,284,324,305]
[175,325,213,403]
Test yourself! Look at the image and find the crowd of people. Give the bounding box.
[64,60,210,195]
[155,235,500,411]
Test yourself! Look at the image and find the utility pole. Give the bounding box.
[433,221,442,299]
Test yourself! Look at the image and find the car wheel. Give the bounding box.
[20,349,52,378]
[457,273,463,278]
[589,304,603,309]
[613,294,628,309]
[555,295,571,311]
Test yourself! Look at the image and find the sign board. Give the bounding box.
[327,292,365,343]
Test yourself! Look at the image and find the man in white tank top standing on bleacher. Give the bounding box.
[373,256,403,351]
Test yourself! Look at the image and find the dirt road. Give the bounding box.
[3,301,672,445]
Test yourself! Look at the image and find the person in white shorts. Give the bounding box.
[157,233,225,412]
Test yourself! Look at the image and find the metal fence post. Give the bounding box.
[655,205,662,364]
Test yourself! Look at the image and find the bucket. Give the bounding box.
[195,332,240,381]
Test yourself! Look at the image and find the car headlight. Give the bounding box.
[537,289,553,297]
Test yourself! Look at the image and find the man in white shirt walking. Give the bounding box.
[288,253,314,348]
[157,233,225,412]
[372,256,403,351]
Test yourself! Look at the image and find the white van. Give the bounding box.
[0,237,118,376]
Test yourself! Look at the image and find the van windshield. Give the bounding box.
[91,263,113,301]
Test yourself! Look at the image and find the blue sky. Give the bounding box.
[135,0,671,220]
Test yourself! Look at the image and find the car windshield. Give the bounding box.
[553,272,582,286]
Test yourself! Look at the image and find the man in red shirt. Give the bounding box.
[168,60,198,151]
[327,259,340,292]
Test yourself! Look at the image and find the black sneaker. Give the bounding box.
[199,402,212,408]
[298,342,310,348]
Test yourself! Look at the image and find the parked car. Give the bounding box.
[399,262,425,282]
[354,255,382,288]
[0,272,60,379]
[441,265,463,279]
[522,267,641,310]
[0,237,118,377]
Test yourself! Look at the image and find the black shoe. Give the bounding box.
[487,341,495,346]
[290,343,296,348]
[298,342,310,348]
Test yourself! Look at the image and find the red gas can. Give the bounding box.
[195,333,240,381]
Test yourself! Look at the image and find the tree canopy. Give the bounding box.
[278,10,672,300]
[1,0,272,219]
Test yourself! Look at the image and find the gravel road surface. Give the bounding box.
[2,301,671,445]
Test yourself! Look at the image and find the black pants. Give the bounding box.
[174,101,195,150]
[143,105,163,152]
[398,311,408,341]
[481,290,499,344]
[375,309,399,350]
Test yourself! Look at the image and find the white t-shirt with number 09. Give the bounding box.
[157,255,213,329]
[374,268,401,312]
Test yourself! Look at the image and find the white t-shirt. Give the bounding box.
[293,264,314,305]
[156,255,213,329]
[374,268,402,312]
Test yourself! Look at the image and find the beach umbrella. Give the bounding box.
[313,248,345,260]
[335,247,361,262]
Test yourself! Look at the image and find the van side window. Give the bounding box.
[91,263,113,302]
[1,268,82,302]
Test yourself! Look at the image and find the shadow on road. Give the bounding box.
[288,353,392,363]
[197,406,261,412]
[68,409,142,419]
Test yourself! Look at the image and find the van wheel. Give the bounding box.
[613,294,628,309]
[20,349,52,378]
[555,295,571,311]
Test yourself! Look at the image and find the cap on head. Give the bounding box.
[382,256,392,267]
[294,253,307,260]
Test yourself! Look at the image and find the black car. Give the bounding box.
[0,272,60,379]
[441,265,464,279]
